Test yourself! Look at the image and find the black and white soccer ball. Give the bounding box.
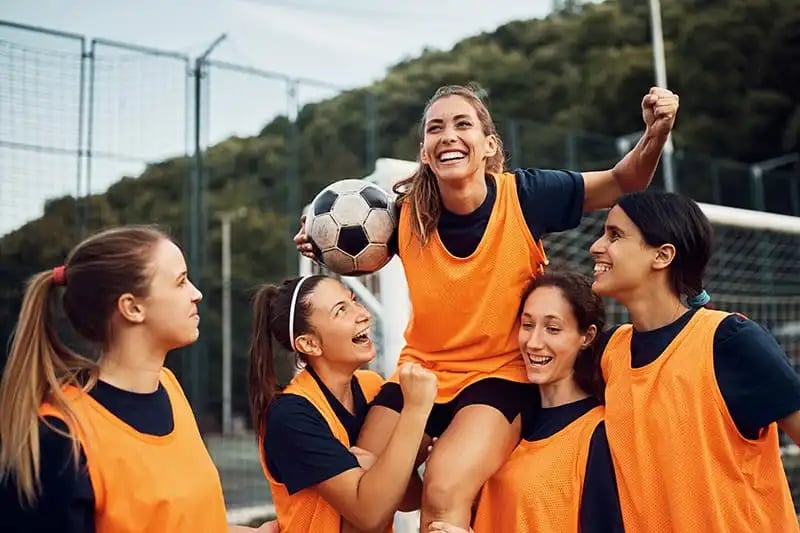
[306,179,398,276]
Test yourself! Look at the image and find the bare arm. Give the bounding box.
[316,364,436,531]
[778,410,800,445]
[317,405,430,531]
[583,87,679,211]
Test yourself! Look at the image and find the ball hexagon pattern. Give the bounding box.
[306,179,398,276]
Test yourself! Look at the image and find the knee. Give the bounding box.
[422,458,474,516]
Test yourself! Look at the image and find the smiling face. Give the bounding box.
[419,95,498,183]
[518,285,593,389]
[589,205,661,302]
[295,277,376,369]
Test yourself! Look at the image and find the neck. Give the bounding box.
[311,362,355,412]
[437,171,487,214]
[99,338,166,393]
[622,283,689,332]
[539,375,589,408]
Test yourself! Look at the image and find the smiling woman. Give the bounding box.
[248,274,437,532]
[430,270,623,533]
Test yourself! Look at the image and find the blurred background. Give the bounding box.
[2,0,799,525]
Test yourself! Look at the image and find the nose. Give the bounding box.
[190,280,203,303]
[524,327,545,352]
[441,124,458,144]
[355,301,371,323]
[589,234,605,257]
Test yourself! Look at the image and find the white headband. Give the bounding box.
[289,276,310,351]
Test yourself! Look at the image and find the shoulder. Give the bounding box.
[714,312,766,344]
[712,312,786,362]
[266,393,324,429]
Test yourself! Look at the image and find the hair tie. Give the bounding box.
[52,265,67,286]
[288,276,310,351]
[688,289,710,308]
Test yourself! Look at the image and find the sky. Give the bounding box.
[0,0,570,235]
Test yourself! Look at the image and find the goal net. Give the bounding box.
[301,158,800,513]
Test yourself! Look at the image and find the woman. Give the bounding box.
[295,83,679,529]
[429,270,623,533]
[590,190,800,531]
[249,274,437,532]
[0,226,260,532]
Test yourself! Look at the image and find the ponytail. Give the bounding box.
[248,285,281,432]
[0,270,96,507]
[247,276,325,433]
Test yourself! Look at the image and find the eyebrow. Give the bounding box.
[521,312,563,321]
[426,113,473,126]
[605,224,624,234]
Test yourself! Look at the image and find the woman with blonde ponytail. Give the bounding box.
[0,226,268,533]
[295,83,680,530]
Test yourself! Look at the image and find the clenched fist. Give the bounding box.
[642,86,679,138]
[398,362,438,412]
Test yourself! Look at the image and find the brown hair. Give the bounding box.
[392,83,506,245]
[248,275,327,432]
[0,225,167,507]
[519,269,607,399]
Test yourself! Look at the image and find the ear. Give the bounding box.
[581,324,598,349]
[484,134,498,159]
[295,333,322,358]
[652,243,677,271]
[117,293,145,324]
[419,142,429,165]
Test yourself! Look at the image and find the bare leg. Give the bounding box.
[420,405,521,529]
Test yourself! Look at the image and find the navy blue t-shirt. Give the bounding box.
[0,380,174,533]
[523,396,624,533]
[598,309,800,439]
[263,366,369,494]
[433,168,584,257]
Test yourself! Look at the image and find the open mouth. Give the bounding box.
[593,263,611,275]
[352,327,371,345]
[527,354,553,366]
[438,150,466,163]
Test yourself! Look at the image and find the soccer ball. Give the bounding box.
[306,179,398,276]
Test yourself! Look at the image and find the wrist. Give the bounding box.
[400,403,433,420]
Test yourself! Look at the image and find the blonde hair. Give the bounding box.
[392,83,506,245]
[0,226,165,507]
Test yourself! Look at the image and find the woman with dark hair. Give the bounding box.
[430,270,623,533]
[249,275,437,532]
[591,190,800,532]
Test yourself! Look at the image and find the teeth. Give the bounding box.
[594,264,611,273]
[528,355,553,366]
[353,327,371,343]
[439,151,465,161]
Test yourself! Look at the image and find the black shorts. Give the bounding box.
[370,378,538,438]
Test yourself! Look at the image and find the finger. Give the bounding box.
[654,104,676,119]
[650,86,673,97]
